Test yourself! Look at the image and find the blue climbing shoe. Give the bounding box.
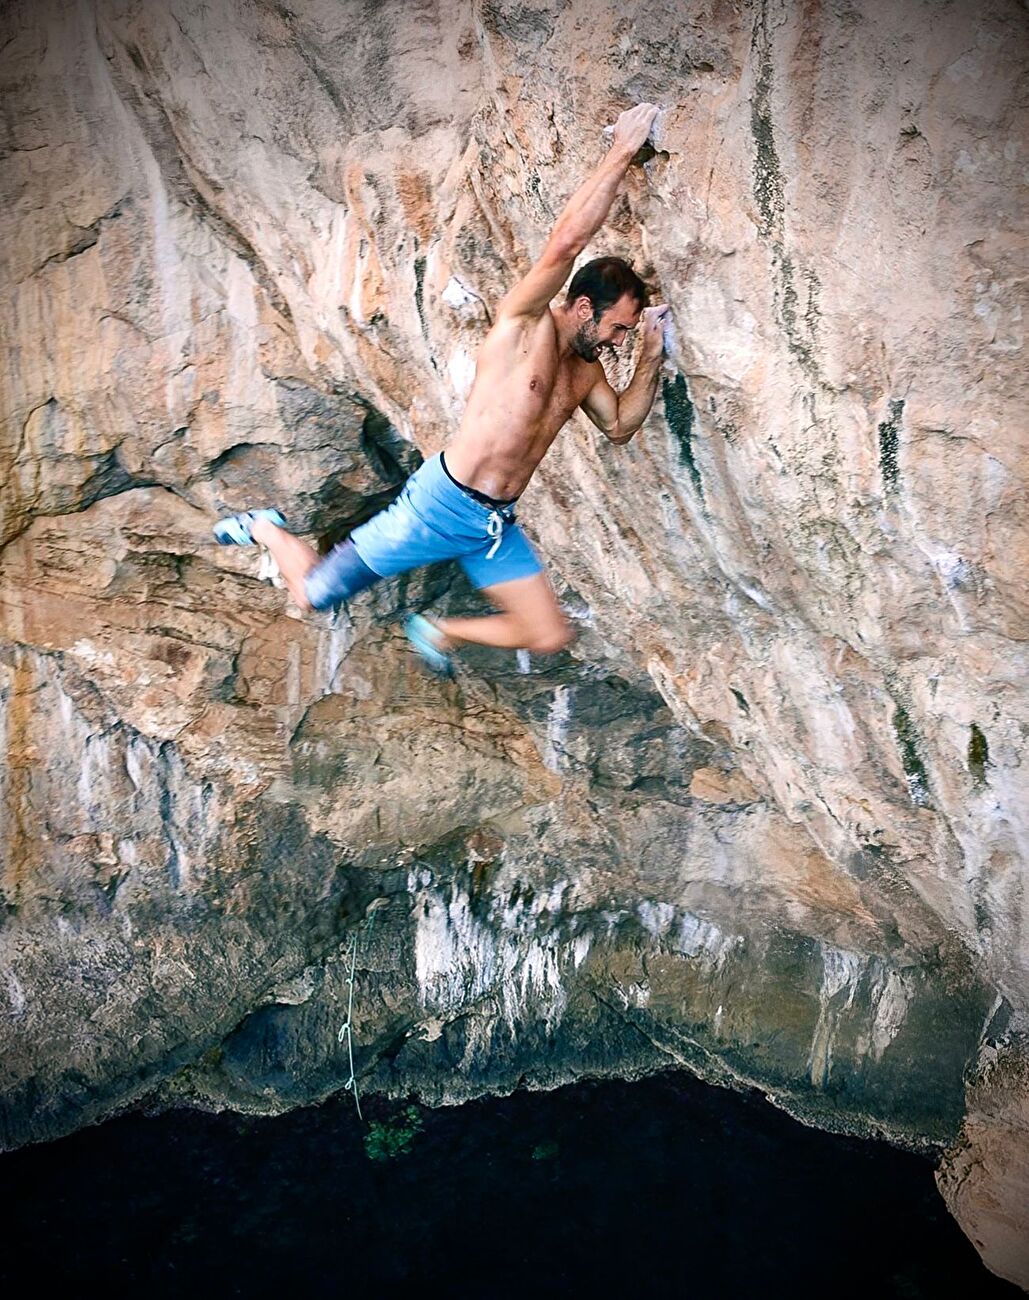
[213,507,287,545]
[404,614,454,678]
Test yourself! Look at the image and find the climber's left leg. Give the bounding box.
[433,569,572,654]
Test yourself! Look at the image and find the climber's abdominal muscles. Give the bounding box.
[443,312,609,501]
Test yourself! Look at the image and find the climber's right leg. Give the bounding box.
[250,520,382,613]
[214,451,475,615]
[300,535,381,612]
[248,516,322,610]
[215,508,382,612]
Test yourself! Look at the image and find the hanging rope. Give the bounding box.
[336,901,387,1120]
[337,928,363,1120]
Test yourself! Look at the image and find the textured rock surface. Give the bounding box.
[937,1031,1029,1290]
[1,0,1026,1285]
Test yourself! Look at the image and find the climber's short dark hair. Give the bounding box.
[566,256,649,320]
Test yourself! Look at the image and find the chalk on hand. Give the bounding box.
[602,107,665,160]
[602,108,664,141]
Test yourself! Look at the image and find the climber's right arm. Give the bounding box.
[497,103,659,322]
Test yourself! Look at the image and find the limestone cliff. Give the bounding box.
[1,0,1026,1286]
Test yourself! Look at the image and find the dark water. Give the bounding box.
[0,1071,1018,1298]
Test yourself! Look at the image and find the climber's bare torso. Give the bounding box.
[444,309,601,501]
[442,105,664,507]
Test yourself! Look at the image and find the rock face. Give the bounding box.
[1,0,1026,1286]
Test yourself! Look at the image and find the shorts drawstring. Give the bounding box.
[486,510,504,559]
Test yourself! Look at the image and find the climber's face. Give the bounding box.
[570,293,643,362]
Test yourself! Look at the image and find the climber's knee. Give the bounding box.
[527,619,574,656]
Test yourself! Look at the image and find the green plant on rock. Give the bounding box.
[363,1105,424,1162]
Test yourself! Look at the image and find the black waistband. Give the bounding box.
[439,451,518,511]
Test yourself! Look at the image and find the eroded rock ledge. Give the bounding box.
[1,0,1026,1287]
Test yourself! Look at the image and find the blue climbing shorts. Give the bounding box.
[303,452,544,610]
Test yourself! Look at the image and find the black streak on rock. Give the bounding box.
[891,702,932,808]
[358,401,421,485]
[413,255,428,340]
[878,398,904,494]
[749,1,819,379]
[968,723,990,787]
[662,374,703,500]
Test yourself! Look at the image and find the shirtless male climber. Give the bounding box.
[215,102,670,676]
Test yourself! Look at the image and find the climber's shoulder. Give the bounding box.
[480,300,557,360]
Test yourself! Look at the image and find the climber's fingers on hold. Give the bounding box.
[641,304,670,335]
[642,304,670,322]
[639,304,671,357]
[613,102,660,152]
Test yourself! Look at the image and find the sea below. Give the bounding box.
[0,1069,1019,1298]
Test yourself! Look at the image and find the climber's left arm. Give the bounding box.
[580,305,669,444]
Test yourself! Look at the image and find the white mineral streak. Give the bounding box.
[660,314,678,371]
[412,875,576,1041]
[808,944,864,1089]
[165,807,190,891]
[446,346,476,398]
[869,968,912,1063]
[638,900,676,938]
[615,978,652,1009]
[638,900,741,968]
[675,912,740,966]
[70,640,116,669]
[976,995,1006,1067]
[315,616,354,697]
[47,667,114,834]
[307,206,348,322]
[543,685,573,773]
[346,213,371,329]
[6,972,25,1017]
[124,734,151,794]
[441,275,480,313]
[77,734,110,825]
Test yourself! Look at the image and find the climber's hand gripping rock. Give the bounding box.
[612,102,660,156]
[639,305,671,360]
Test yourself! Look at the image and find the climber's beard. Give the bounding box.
[571,317,604,363]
